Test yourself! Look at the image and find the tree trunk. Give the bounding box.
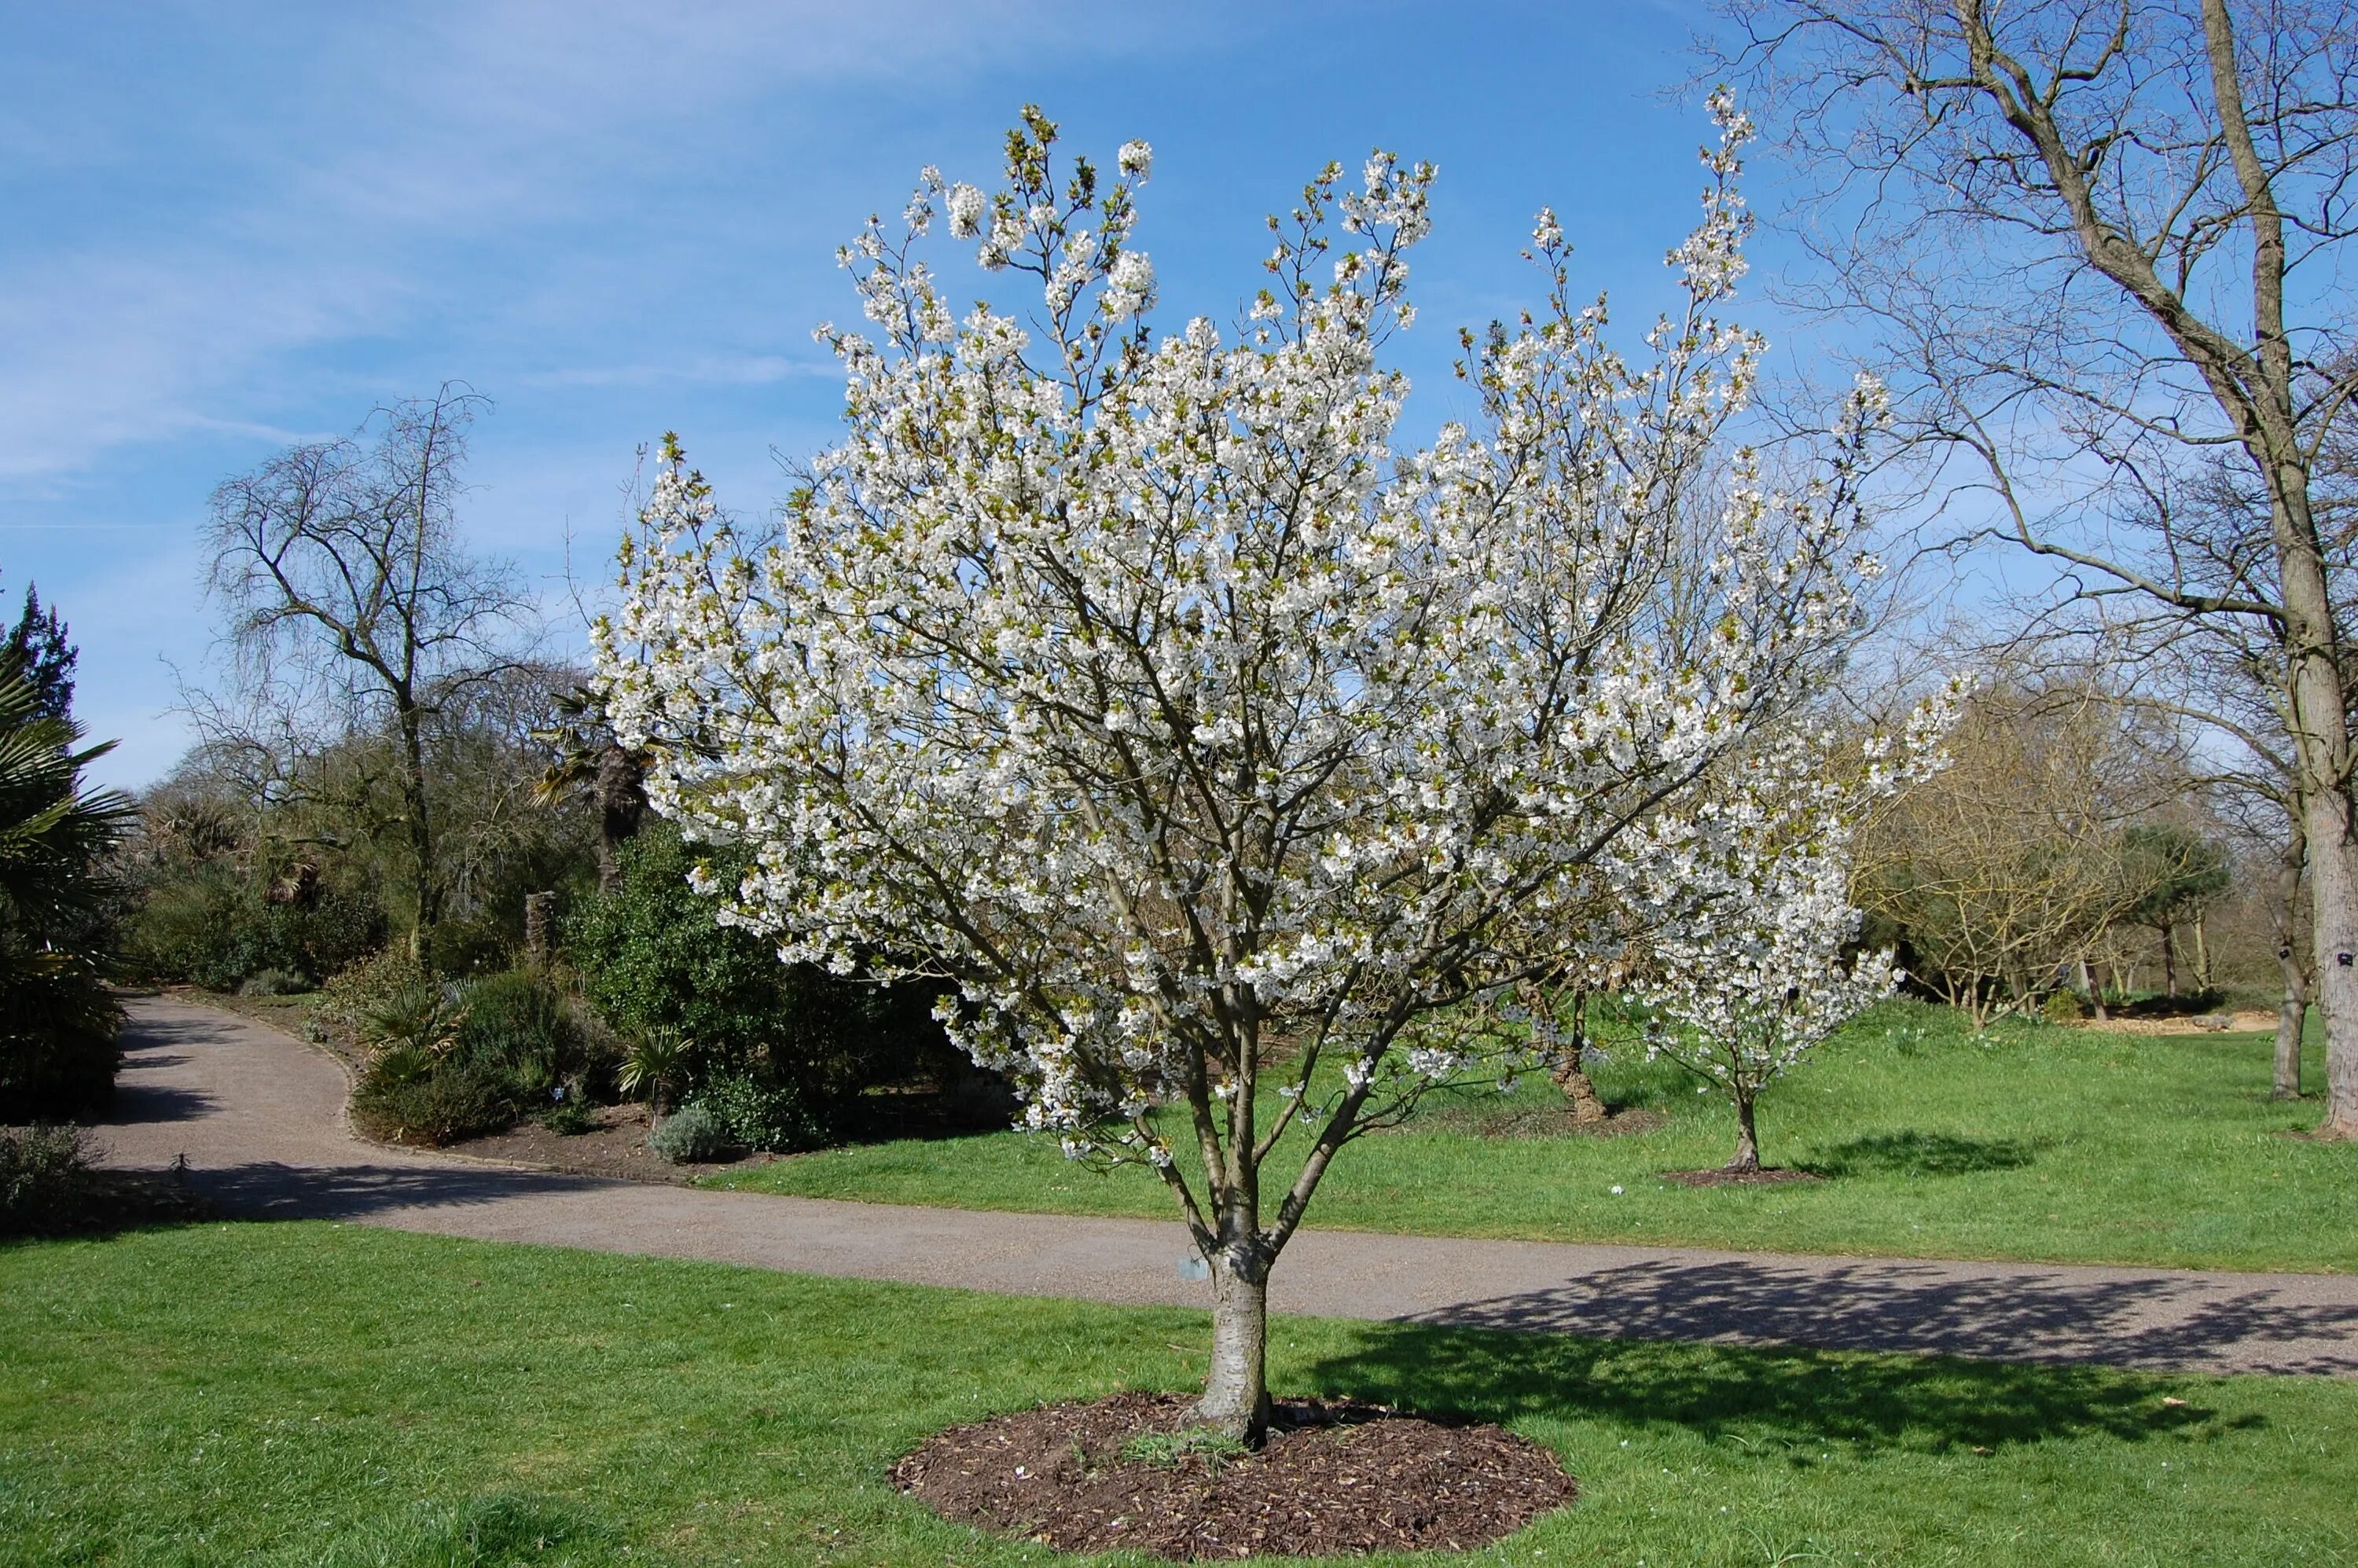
[2275,979,2308,1101]
[594,743,647,895]
[398,707,439,962]
[1196,1247,1272,1445]
[2193,916,2211,991]
[1552,1058,1609,1124]
[1727,1094,1761,1173]
[2303,784,2358,1137]
[2273,816,2308,1101]
[2160,922,2178,999]
[2076,956,2108,1021]
[2192,0,2358,1138]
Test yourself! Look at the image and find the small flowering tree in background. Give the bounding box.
[1634,817,1897,1174]
[601,100,1894,1441]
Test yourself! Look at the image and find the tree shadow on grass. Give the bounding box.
[1802,1130,2040,1178]
[1299,1319,2253,1456]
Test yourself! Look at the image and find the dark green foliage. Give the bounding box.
[645,1100,731,1163]
[693,1072,822,1153]
[2,579,75,724]
[343,967,594,1144]
[565,823,951,1119]
[539,1095,597,1135]
[2121,824,2231,930]
[0,1124,92,1234]
[125,861,387,990]
[424,914,514,978]
[0,641,132,1120]
[351,1056,515,1147]
[0,968,123,1116]
[456,969,578,1080]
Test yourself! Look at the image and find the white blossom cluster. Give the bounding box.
[597,101,1905,1258]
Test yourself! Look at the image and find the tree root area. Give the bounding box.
[894,1390,1574,1559]
[1658,1166,1822,1188]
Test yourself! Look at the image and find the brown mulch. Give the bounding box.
[894,1390,1576,1559]
[1658,1166,1822,1188]
[443,1103,768,1184]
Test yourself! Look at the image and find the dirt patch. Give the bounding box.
[894,1390,1574,1559]
[1406,1103,1666,1140]
[443,1103,773,1184]
[1658,1166,1823,1188]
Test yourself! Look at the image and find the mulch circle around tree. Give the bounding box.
[1658,1166,1822,1188]
[894,1390,1576,1560]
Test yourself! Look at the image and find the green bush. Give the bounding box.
[351,1056,514,1147]
[565,824,951,1120]
[0,652,132,1118]
[696,1072,823,1153]
[238,968,312,997]
[125,866,386,991]
[646,1100,732,1163]
[539,1092,597,1135]
[320,949,428,1028]
[2040,990,2088,1023]
[455,969,575,1078]
[0,1123,93,1235]
[0,964,123,1119]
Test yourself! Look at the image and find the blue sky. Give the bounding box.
[2,0,1804,791]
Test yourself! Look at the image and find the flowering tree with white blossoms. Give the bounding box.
[1632,786,1900,1175]
[599,100,1897,1441]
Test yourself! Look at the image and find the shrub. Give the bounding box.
[238,968,312,997]
[2040,990,2088,1024]
[358,979,467,1056]
[0,1124,94,1234]
[646,1100,733,1163]
[540,1092,597,1136]
[0,653,131,1118]
[0,967,122,1120]
[351,1057,514,1146]
[320,949,428,1029]
[455,969,575,1079]
[566,823,955,1119]
[696,1071,823,1153]
[125,866,386,990]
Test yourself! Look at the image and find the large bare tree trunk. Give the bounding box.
[2274,817,2308,1100]
[2302,784,2358,1135]
[1198,1245,1272,1444]
[2160,922,2179,999]
[2197,0,2358,1138]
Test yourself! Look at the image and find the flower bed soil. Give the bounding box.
[1659,1166,1822,1188]
[894,1390,1575,1559]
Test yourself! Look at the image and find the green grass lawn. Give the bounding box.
[3,1221,2351,1566]
[707,1001,2358,1274]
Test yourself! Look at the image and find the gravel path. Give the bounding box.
[97,993,2358,1376]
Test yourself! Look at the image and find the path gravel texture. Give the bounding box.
[96,994,2358,1377]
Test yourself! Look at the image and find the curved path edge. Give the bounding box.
[89,994,2358,1377]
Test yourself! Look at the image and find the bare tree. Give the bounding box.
[197,386,537,957]
[1859,674,2178,1023]
[1720,0,2358,1136]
